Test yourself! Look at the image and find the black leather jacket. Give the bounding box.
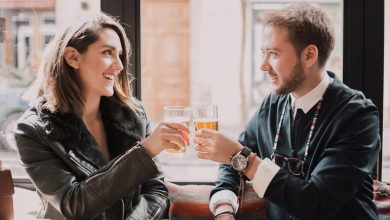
[14,97,169,220]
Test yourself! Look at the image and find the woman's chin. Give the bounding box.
[102,89,115,97]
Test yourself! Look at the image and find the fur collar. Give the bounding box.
[35,97,148,168]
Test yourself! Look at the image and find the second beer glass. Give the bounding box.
[193,105,218,131]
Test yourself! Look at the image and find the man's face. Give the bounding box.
[260,25,305,95]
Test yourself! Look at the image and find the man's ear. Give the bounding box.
[301,44,318,68]
[64,46,81,69]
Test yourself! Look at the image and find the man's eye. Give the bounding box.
[269,52,277,56]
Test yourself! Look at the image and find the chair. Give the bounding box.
[0,161,14,220]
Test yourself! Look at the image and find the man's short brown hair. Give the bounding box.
[262,2,335,68]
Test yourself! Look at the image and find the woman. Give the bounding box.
[14,13,188,220]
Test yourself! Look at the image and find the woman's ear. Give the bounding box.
[301,44,318,68]
[64,46,80,69]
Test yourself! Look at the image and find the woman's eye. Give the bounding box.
[103,50,112,55]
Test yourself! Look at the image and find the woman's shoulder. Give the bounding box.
[14,107,48,146]
[17,107,43,128]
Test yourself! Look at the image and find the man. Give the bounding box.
[194,2,380,220]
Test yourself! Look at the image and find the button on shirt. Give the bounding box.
[209,74,333,215]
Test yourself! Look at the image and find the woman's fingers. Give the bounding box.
[162,133,187,150]
[164,141,182,151]
[162,122,190,145]
[163,121,190,133]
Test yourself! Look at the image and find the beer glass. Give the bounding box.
[193,105,218,131]
[163,106,192,157]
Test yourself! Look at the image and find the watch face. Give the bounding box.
[231,154,248,171]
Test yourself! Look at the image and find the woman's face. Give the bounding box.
[76,28,123,100]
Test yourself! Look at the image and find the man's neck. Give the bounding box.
[292,70,327,98]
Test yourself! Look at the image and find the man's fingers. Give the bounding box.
[194,128,216,138]
[193,136,212,146]
[194,143,210,152]
[196,151,210,159]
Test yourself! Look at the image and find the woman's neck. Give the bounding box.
[82,96,101,124]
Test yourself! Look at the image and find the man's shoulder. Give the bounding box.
[330,78,377,109]
[257,93,289,112]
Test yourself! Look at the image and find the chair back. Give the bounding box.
[0,161,14,220]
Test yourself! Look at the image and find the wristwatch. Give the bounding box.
[230,146,252,172]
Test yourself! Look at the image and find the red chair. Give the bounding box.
[0,161,14,220]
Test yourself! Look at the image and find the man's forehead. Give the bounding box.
[261,26,290,49]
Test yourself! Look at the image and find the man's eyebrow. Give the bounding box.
[261,47,281,52]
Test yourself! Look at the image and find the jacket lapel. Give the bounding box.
[39,97,148,171]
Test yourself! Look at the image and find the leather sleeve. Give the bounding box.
[126,172,168,220]
[14,114,167,220]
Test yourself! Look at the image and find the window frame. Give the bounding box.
[343,0,384,180]
[12,0,383,186]
[101,0,385,181]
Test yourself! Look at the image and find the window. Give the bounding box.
[382,0,390,181]
[140,0,343,182]
[41,12,55,25]
[0,0,100,181]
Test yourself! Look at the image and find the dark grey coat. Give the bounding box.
[211,72,380,220]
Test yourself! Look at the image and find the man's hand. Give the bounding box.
[214,204,235,220]
[193,129,243,164]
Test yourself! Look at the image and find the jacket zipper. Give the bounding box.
[149,198,167,220]
[120,199,125,219]
[85,149,131,182]
[68,150,94,175]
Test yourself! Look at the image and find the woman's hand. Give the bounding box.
[141,122,189,158]
[193,129,243,164]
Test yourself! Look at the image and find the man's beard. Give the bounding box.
[274,62,306,95]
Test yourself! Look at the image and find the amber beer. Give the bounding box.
[194,119,218,131]
[163,106,192,157]
[165,119,190,155]
[193,105,218,131]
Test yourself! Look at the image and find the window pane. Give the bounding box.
[141,0,343,182]
[0,0,100,180]
[382,0,390,181]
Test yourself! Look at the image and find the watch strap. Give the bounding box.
[240,146,251,157]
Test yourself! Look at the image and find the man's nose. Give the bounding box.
[259,56,271,72]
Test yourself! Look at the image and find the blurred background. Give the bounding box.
[0,1,388,217]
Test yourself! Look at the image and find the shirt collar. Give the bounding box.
[290,74,332,114]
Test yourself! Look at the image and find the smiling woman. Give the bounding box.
[11,12,191,220]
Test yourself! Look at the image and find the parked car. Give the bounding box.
[0,87,29,151]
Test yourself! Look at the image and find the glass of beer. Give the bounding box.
[163,106,192,157]
[193,105,218,131]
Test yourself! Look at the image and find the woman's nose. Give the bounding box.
[113,56,124,72]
